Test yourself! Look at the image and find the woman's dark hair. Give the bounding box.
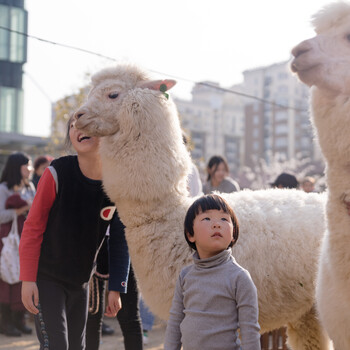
[184,194,239,251]
[33,156,50,172]
[0,152,30,189]
[206,155,229,181]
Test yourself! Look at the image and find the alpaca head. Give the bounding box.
[74,64,176,137]
[74,64,192,202]
[291,1,350,95]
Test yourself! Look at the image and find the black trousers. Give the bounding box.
[35,279,88,350]
[86,266,143,350]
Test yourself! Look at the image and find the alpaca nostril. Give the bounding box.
[291,39,313,59]
[292,47,310,59]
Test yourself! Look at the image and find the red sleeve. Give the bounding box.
[19,168,56,282]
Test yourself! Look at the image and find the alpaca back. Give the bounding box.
[223,189,326,331]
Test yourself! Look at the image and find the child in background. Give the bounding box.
[164,194,261,350]
[301,176,316,193]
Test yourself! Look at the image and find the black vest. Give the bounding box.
[37,156,113,287]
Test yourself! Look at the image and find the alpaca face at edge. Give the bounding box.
[291,2,350,95]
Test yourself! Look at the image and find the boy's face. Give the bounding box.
[188,209,234,259]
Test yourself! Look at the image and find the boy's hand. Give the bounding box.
[105,291,122,317]
[21,281,39,314]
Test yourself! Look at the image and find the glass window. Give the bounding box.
[253,140,260,151]
[0,5,27,63]
[0,5,9,60]
[275,123,288,135]
[0,87,22,132]
[275,110,288,122]
[253,115,260,125]
[275,136,288,148]
[10,7,26,62]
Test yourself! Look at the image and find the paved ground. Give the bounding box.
[0,317,166,350]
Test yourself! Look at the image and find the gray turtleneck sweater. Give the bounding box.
[164,249,261,350]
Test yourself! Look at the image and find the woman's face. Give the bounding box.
[21,160,33,180]
[36,161,49,177]
[211,162,227,184]
[69,121,100,155]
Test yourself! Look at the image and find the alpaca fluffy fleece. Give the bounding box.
[75,64,330,350]
[292,2,350,348]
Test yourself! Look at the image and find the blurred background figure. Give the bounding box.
[271,172,299,189]
[0,152,35,337]
[203,155,240,194]
[139,297,155,345]
[301,176,316,193]
[32,155,53,189]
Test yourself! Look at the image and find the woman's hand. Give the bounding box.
[105,291,122,317]
[15,204,31,216]
[21,281,39,314]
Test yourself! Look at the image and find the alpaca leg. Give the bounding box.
[286,307,330,350]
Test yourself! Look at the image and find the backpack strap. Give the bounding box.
[47,166,58,194]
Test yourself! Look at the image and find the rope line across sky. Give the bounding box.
[0,25,307,113]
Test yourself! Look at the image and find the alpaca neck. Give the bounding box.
[115,192,192,229]
[312,88,350,279]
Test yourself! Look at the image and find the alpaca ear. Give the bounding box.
[139,79,177,92]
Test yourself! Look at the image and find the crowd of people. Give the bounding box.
[0,120,321,349]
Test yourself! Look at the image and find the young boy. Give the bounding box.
[164,194,261,350]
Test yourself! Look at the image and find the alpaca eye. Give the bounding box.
[108,92,119,99]
[346,34,350,42]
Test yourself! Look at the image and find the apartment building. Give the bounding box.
[175,81,244,176]
[242,61,314,168]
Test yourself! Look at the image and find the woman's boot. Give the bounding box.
[0,304,21,337]
[14,310,32,334]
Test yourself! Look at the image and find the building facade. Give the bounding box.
[176,61,316,176]
[242,61,314,168]
[0,0,27,133]
[175,82,244,177]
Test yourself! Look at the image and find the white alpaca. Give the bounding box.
[75,64,330,349]
[291,2,350,349]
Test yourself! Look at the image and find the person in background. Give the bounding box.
[32,156,53,189]
[139,297,155,345]
[0,152,35,336]
[164,194,260,350]
[301,176,316,193]
[19,116,129,350]
[271,172,299,189]
[203,155,240,194]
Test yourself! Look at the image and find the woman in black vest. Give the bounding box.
[19,116,134,350]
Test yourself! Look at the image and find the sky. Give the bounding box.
[22,0,332,137]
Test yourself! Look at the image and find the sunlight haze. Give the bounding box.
[23,0,332,136]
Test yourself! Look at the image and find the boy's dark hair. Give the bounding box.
[184,194,239,251]
[0,152,30,189]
